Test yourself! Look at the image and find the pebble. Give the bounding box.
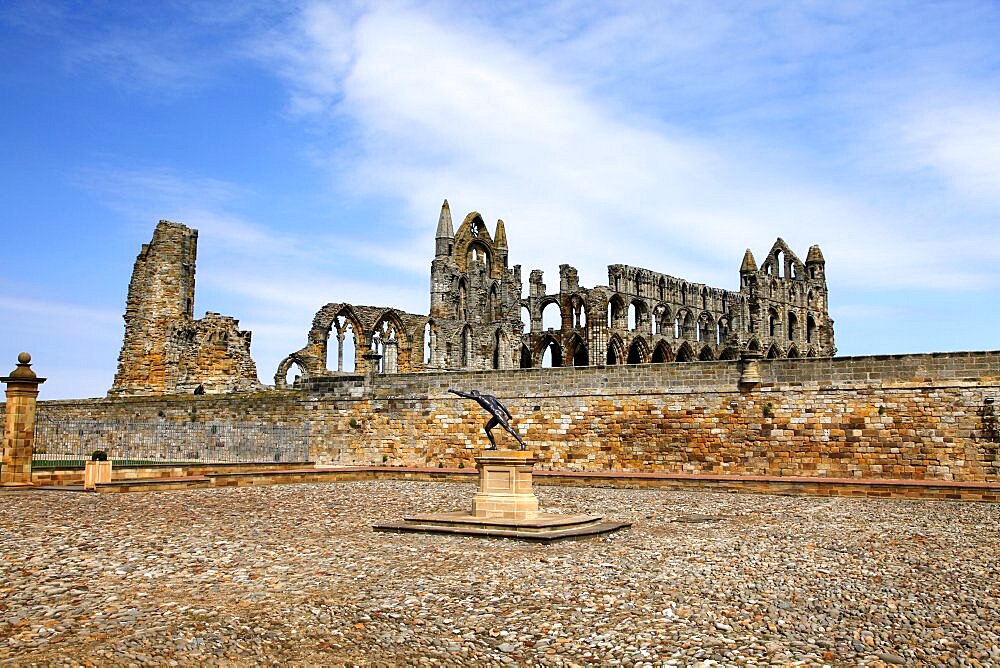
[0,481,997,665]
[877,651,906,664]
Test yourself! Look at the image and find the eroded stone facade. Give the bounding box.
[109,204,836,394]
[109,221,262,397]
[276,200,835,385]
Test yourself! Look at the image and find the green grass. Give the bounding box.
[31,459,87,469]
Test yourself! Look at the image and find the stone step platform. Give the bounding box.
[23,465,1000,501]
[374,511,631,543]
[93,476,214,493]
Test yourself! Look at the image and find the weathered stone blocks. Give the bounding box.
[109,221,261,397]
[10,351,998,485]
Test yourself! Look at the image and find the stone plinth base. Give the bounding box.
[471,450,538,520]
[83,461,113,490]
[375,512,631,543]
[374,448,630,542]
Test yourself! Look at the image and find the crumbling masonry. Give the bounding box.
[274,200,834,386]
[108,205,834,396]
[109,221,262,396]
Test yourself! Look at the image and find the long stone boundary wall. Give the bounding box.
[9,351,1000,483]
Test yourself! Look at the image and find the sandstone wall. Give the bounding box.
[17,351,1000,483]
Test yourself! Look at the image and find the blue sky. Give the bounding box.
[2,1,999,399]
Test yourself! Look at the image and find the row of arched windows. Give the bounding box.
[302,304,821,386]
[767,309,819,343]
[530,297,736,345]
[518,335,749,370]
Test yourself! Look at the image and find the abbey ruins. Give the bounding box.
[8,199,993,484]
[11,210,999,668]
[110,201,836,396]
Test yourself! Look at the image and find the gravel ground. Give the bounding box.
[1,481,998,667]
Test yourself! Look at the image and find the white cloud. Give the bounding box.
[0,296,121,399]
[900,101,1000,199]
[258,1,1000,295]
[0,296,120,329]
[254,2,358,115]
[72,33,204,91]
[74,166,244,216]
[75,165,429,274]
[10,1,294,96]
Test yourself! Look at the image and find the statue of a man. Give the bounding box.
[449,389,527,451]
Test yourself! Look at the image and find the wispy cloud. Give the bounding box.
[0,294,122,398]
[72,33,205,92]
[1,1,295,95]
[0,296,120,328]
[898,99,1000,200]
[253,1,358,116]
[73,166,303,255]
[73,165,244,214]
[258,1,1000,294]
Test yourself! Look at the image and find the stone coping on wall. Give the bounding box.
[217,467,1000,501]
[30,465,990,501]
[543,469,1000,487]
[38,461,314,470]
[27,463,1000,491]
[8,348,995,412]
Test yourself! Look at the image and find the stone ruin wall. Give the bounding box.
[277,202,837,387]
[34,208,997,485]
[109,220,261,397]
[105,205,838,398]
[27,351,1000,483]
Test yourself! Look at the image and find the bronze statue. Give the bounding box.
[449,389,527,450]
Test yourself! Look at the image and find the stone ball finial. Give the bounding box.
[6,351,42,382]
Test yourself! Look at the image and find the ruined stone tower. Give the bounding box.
[109,220,262,397]
[427,200,524,368]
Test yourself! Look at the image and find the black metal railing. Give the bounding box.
[31,418,310,468]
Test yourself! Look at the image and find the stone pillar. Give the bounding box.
[739,351,762,390]
[362,352,382,380]
[1,353,46,487]
[471,450,539,520]
[336,331,345,372]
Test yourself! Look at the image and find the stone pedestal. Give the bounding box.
[0,353,46,487]
[83,461,113,490]
[471,450,539,520]
[739,351,763,389]
[375,448,631,542]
